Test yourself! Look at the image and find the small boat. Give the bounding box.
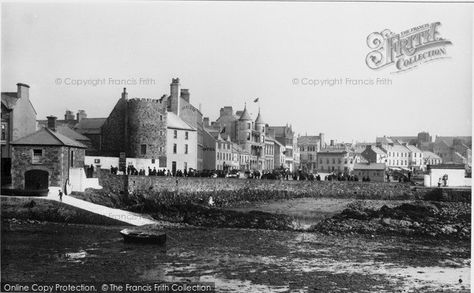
[120,228,167,245]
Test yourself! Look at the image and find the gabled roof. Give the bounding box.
[1,92,18,109]
[56,125,90,141]
[406,145,422,153]
[297,136,321,145]
[11,128,87,148]
[167,112,195,131]
[75,118,106,134]
[422,151,441,159]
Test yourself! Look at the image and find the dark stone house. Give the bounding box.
[1,83,37,184]
[11,116,86,195]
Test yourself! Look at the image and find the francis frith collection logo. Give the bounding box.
[366,22,452,73]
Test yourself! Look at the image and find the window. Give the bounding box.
[160,131,164,136]
[247,123,251,130]
[247,133,250,141]
[173,143,177,154]
[1,123,6,140]
[184,162,187,171]
[32,149,43,164]
[159,115,163,121]
[141,144,147,155]
[94,159,100,164]
[185,144,188,154]
[185,131,189,140]
[174,130,178,139]
[70,150,75,167]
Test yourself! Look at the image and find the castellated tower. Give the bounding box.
[100,88,167,160]
[127,98,167,159]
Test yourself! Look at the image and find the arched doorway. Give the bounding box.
[24,169,49,191]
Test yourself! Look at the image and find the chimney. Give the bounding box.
[203,117,210,127]
[170,78,180,115]
[180,89,190,103]
[47,116,57,131]
[122,87,128,99]
[17,83,30,100]
[76,110,87,122]
[319,132,325,149]
[64,110,75,121]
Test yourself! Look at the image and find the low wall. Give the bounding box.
[95,170,471,206]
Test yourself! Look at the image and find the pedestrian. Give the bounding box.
[58,189,63,202]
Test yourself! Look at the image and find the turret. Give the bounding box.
[237,104,252,144]
[255,108,265,133]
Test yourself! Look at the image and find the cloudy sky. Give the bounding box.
[2,2,472,142]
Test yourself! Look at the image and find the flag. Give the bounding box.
[253,98,259,103]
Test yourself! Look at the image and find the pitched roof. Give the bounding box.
[56,125,90,141]
[354,163,386,170]
[406,145,422,153]
[422,151,441,159]
[239,106,252,121]
[1,92,18,109]
[298,136,321,145]
[11,128,87,148]
[166,112,195,131]
[75,118,106,134]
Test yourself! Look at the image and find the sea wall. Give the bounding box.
[95,170,471,207]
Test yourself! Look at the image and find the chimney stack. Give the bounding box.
[64,110,75,121]
[170,78,180,116]
[122,88,128,99]
[76,110,87,122]
[203,117,210,127]
[17,83,30,101]
[47,116,57,131]
[180,89,190,103]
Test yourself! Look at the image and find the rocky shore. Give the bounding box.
[69,188,471,240]
[309,200,471,240]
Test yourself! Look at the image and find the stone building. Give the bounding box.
[353,163,386,182]
[298,134,325,172]
[267,125,296,171]
[317,149,360,173]
[361,145,388,164]
[1,83,38,184]
[10,116,86,194]
[205,105,269,171]
[202,128,242,171]
[100,88,168,170]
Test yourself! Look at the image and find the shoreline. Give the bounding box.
[1,194,470,241]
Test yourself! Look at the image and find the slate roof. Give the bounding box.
[1,92,18,109]
[74,118,107,134]
[56,125,90,142]
[354,163,386,170]
[167,112,195,131]
[11,127,87,148]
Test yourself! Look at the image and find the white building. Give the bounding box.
[166,112,197,174]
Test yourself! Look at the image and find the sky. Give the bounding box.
[1,1,473,142]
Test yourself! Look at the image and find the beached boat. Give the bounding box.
[120,228,166,245]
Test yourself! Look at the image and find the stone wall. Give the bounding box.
[96,170,471,206]
[100,97,127,156]
[12,145,65,189]
[127,98,167,159]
